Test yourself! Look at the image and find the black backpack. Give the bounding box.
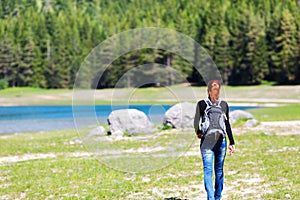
[201,99,227,140]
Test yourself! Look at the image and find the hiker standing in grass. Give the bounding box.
[194,80,235,200]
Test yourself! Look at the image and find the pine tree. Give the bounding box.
[272,9,298,84]
[69,7,82,89]
[252,34,269,84]
[30,45,47,88]
[0,1,3,19]
[52,15,73,88]
[214,19,231,85]
[295,12,300,84]
[227,3,266,85]
[226,2,249,85]
[0,37,14,83]
[11,44,21,87]
[1,1,12,18]
[244,11,267,84]
[18,32,34,86]
[265,6,281,83]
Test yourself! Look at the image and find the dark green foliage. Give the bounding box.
[0,79,8,89]
[160,125,173,131]
[0,37,14,85]
[0,0,299,88]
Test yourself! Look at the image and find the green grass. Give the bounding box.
[0,87,72,105]
[260,80,277,86]
[0,87,70,97]
[226,133,300,199]
[0,130,83,157]
[1,128,300,199]
[248,104,300,121]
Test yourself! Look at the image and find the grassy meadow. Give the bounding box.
[0,85,300,199]
[0,123,300,199]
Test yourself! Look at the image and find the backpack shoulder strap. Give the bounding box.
[205,98,212,107]
[217,99,228,120]
[217,99,223,107]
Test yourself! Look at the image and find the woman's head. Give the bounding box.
[207,80,221,103]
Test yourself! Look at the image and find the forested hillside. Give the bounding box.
[0,0,299,88]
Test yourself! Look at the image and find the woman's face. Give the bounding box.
[208,84,220,103]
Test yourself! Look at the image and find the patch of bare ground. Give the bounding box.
[0,152,92,164]
[124,171,271,199]
[233,120,300,136]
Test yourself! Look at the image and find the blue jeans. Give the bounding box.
[201,137,226,200]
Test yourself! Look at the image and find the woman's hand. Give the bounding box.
[196,133,202,139]
[229,145,235,155]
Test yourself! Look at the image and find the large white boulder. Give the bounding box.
[244,119,259,127]
[163,102,196,128]
[229,110,254,124]
[107,109,153,135]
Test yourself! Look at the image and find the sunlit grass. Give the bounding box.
[0,87,69,97]
[0,128,300,199]
[0,130,83,157]
[248,104,300,121]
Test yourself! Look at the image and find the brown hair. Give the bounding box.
[207,80,221,92]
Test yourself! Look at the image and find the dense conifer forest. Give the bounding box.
[0,0,299,88]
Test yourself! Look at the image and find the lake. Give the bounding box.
[0,105,258,134]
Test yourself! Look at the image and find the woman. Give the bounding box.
[194,80,235,200]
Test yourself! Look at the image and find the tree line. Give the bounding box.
[0,0,299,89]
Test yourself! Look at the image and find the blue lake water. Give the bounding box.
[0,105,258,134]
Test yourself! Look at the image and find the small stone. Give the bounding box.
[111,130,124,137]
[285,194,291,199]
[244,119,258,127]
[20,193,26,198]
[69,139,82,145]
[142,177,151,183]
[229,110,254,124]
[264,131,273,136]
[88,126,107,136]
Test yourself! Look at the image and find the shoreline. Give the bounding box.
[0,85,299,106]
[0,100,294,107]
[0,104,260,134]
